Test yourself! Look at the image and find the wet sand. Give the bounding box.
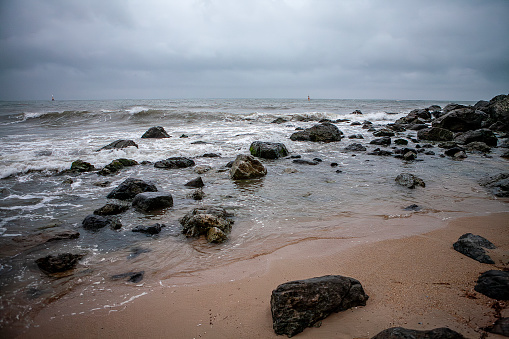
[15,212,509,338]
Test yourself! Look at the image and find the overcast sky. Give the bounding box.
[1,0,508,101]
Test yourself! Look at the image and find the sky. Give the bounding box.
[0,0,508,101]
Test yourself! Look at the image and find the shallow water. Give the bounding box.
[0,98,507,331]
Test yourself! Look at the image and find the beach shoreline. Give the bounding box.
[12,211,509,339]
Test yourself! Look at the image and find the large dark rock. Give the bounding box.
[370,137,391,146]
[395,173,425,189]
[479,173,509,197]
[432,108,488,132]
[290,122,343,142]
[184,177,204,188]
[132,223,165,235]
[417,127,454,141]
[371,327,466,339]
[486,94,509,132]
[180,206,234,243]
[474,270,509,300]
[106,178,158,200]
[132,192,173,212]
[35,252,86,274]
[344,143,367,152]
[230,154,267,180]
[154,157,195,169]
[270,275,369,337]
[70,160,95,172]
[82,215,122,230]
[141,126,170,138]
[453,233,496,264]
[97,139,138,151]
[487,317,509,337]
[98,158,139,176]
[94,203,129,216]
[373,129,395,137]
[454,129,498,147]
[250,141,289,159]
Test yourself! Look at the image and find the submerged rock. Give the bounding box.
[70,160,95,172]
[97,139,138,151]
[132,223,165,235]
[371,327,466,339]
[249,141,289,159]
[180,206,234,243]
[154,157,195,169]
[141,126,170,138]
[474,270,509,300]
[111,271,145,283]
[290,122,343,142]
[395,173,425,189]
[184,177,204,188]
[94,203,129,216]
[35,252,86,274]
[453,233,496,264]
[106,178,158,200]
[82,214,122,230]
[344,143,367,152]
[479,173,509,197]
[370,137,391,146]
[230,154,267,180]
[98,158,138,176]
[271,275,369,337]
[132,192,173,212]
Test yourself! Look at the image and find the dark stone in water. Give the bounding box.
[132,223,165,235]
[94,203,129,216]
[454,129,498,147]
[97,139,138,151]
[403,204,421,211]
[417,127,454,141]
[111,271,145,283]
[132,192,173,212]
[270,275,369,337]
[290,122,343,142]
[128,247,151,259]
[82,215,122,230]
[394,138,408,145]
[107,178,158,200]
[370,137,391,146]
[395,173,425,189]
[474,270,509,300]
[98,158,138,176]
[70,160,95,172]
[453,233,496,264]
[479,173,509,197]
[180,206,234,243]
[371,327,466,339]
[293,159,319,165]
[344,143,367,152]
[154,157,195,169]
[202,153,221,157]
[185,177,204,188]
[230,154,267,180]
[187,188,205,200]
[250,141,289,159]
[35,252,85,274]
[141,126,170,138]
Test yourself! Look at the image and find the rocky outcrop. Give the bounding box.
[432,108,487,132]
[290,122,343,142]
[93,203,129,216]
[485,94,509,132]
[154,157,195,169]
[180,206,234,243]
[417,127,454,141]
[82,215,122,230]
[230,154,267,180]
[474,270,509,300]
[270,275,369,337]
[371,327,466,339]
[132,192,173,212]
[141,126,170,138]
[107,178,158,200]
[395,173,425,189]
[35,252,86,274]
[249,141,289,159]
[454,129,498,147]
[453,233,496,264]
[479,173,509,197]
[97,139,138,151]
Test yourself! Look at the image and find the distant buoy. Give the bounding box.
[52,95,55,101]
[308,96,310,101]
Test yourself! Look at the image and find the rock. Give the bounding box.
[444,147,466,158]
[12,228,80,249]
[486,94,509,132]
[180,206,234,243]
[395,173,425,189]
[453,233,496,264]
[373,129,395,137]
[348,134,364,139]
[433,108,488,132]
[35,253,85,274]
[203,153,221,158]
[368,148,393,156]
[370,137,391,146]
[479,173,509,197]
[487,317,509,337]
[132,192,173,212]
[93,203,129,216]
[185,177,204,188]
[352,109,363,114]
[403,151,417,161]
[98,158,139,175]
[371,327,466,339]
[206,227,228,243]
[454,129,498,147]
[293,159,320,165]
[70,160,95,172]
[132,223,165,235]
[230,154,267,180]
[417,127,454,141]
[344,143,367,152]
[394,139,409,145]
[270,275,369,337]
[502,150,509,159]
[249,141,289,159]
[272,117,289,124]
[154,157,195,169]
[290,122,343,142]
[97,139,138,151]
[82,215,122,230]
[111,271,145,283]
[107,178,158,200]
[404,204,422,211]
[194,165,212,174]
[187,188,205,200]
[141,126,170,138]
[464,142,491,153]
[474,270,509,300]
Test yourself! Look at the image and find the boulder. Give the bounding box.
[270,275,369,337]
[97,139,138,151]
[272,117,289,124]
[187,188,205,200]
[417,127,454,141]
[94,203,129,216]
[395,173,425,189]
[373,129,395,137]
[344,143,367,152]
[290,122,343,142]
[206,227,228,243]
[352,109,363,114]
[394,139,409,146]
[454,129,498,147]
[98,158,138,175]
[453,233,496,264]
[180,206,234,243]
[474,270,509,300]
[230,154,267,180]
[132,223,165,235]
[486,94,509,132]
[444,147,466,158]
[479,173,509,197]
[249,141,289,159]
[185,177,204,188]
[371,327,466,339]
[141,126,170,138]
[35,253,86,274]
[432,108,488,132]
[70,160,95,172]
[370,137,391,146]
[107,178,158,200]
[464,142,492,154]
[132,192,173,212]
[82,214,122,230]
[154,157,195,169]
[487,317,509,337]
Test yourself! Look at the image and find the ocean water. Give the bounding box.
[0,98,508,331]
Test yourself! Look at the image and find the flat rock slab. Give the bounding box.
[270,275,368,337]
[371,326,466,338]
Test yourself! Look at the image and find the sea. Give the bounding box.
[0,98,508,332]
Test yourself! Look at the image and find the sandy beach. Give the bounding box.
[13,211,508,339]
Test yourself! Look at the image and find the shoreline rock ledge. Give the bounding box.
[270,275,369,337]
